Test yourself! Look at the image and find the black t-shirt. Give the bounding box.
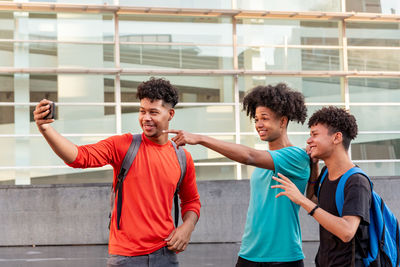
[313,166,372,267]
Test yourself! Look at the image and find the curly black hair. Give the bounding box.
[136,77,179,107]
[308,106,358,150]
[242,83,307,124]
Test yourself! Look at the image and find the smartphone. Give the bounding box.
[44,102,56,120]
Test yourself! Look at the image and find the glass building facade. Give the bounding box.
[0,0,399,184]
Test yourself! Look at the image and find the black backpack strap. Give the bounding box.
[171,141,187,227]
[114,133,142,230]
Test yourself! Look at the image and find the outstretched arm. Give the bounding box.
[164,129,274,170]
[271,173,361,243]
[33,99,78,164]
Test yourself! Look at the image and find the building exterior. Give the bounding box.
[0,0,399,185]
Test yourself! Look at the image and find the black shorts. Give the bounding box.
[236,256,304,267]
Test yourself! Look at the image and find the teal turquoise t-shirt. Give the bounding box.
[239,146,310,262]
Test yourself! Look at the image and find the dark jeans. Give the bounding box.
[107,246,178,267]
[236,256,304,267]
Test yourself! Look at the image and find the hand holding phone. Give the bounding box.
[43,102,56,120]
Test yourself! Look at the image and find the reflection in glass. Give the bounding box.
[8,12,114,42]
[119,0,231,9]
[348,49,400,71]
[120,75,235,104]
[352,162,400,177]
[347,22,400,47]
[238,76,342,103]
[237,0,341,11]
[195,165,235,180]
[346,0,400,15]
[25,43,114,68]
[352,135,400,160]
[237,19,339,46]
[238,47,340,71]
[349,78,400,102]
[120,44,232,69]
[119,15,232,45]
[350,106,400,132]
[29,105,116,134]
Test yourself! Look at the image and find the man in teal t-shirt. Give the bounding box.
[166,83,310,267]
[240,147,309,262]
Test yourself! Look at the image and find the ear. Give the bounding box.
[333,132,343,145]
[280,116,288,129]
[168,108,175,121]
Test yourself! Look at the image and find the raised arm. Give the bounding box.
[33,99,78,164]
[272,173,361,243]
[164,129,275,170]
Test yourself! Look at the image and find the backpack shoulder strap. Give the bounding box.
[114,133,142,229]
[171,141,187,227]
[335,166,371,217]
[317,167,329,199]
[171,141,187,193]
[117,133,142,185]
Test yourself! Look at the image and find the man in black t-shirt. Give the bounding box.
[271,106,372,266]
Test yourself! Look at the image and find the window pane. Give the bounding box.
[119,15,232,45]
[237,19,339,46]
[28,105,116,134]
[23,43,113,68]
[349,78,400,102]
[14,13,114,42]
[195,165,235,180]
[350,106,400,131]
[120,75,235,103]
[185,135,235,163]
[238,47,340,71]
[0,11,14,40]
[353,162,400,177]
[0,136,115,184]
[352,133,400,160]
[120,44,232,69]
[238,76,343,103]
[119,0,231,9]
[347,22,400,47]
[121,105,236,133]
[346,0,400,15]
[348,49,400,71]
[237,0,341,11]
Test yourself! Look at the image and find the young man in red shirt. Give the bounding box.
[33,77,201,267]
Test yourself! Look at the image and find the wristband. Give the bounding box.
[308,205,319,216]
[308,180,318,184]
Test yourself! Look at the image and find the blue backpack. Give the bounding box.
[317,166,400,267]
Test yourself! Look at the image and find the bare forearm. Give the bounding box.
[197,135,272,168]
[40,126,78,164]
[182,211,198,229]
[299,197,359,243]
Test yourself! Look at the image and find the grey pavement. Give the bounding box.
[0,243,319,267]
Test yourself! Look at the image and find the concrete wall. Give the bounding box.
[0,178,399,246]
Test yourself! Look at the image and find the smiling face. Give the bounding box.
[254,106,283,142]
[307,123,336,160]
[138,98,174,144]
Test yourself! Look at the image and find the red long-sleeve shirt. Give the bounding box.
[67,133,201,256]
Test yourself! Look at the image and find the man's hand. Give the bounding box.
[271,173,306,205]
[165,222,195,252]
[33,99,54,132]
[163,129,201,148]
[306,144,319,165]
